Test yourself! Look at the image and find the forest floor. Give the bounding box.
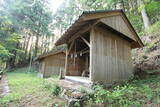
[1,68,160,107]
[0,68,67,107]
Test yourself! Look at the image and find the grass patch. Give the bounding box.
[0,67,66,107]
[43,78,61,96]
[83,71,160,107]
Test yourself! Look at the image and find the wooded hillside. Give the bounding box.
[0,0,160,71]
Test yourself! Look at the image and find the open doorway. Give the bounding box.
[66,32,90,78]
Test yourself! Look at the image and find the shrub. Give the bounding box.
[51,84,61,96]
[43,80,61,96]
[43,81,52,90]
[0,70,3,75]
[86,84,143,106]
[146,21,160,34]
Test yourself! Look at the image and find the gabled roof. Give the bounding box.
[55,9,144,48]
[36,50,65,61]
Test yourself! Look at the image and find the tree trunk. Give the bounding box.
[141,8,151,29]
[138,0,151,30]
[34,35,39,57]
[6,42,19,71]
[121,0,125,11]
[25,35,31,54]
[40,35,45,54]
[22,35,28,49]
[28,44,32,63]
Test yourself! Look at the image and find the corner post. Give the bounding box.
[65,47,68,77]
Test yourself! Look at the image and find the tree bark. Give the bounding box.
[22,35,28,49]
[40,35,45,54]
[34,35,39,57]
[138,0,151,30]
[121,0,125,11]
[6,42,19,71]
[25,35,31,54]
[141,7,151,29]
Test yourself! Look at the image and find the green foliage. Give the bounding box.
[43,80,53,90]
[0,44,12,58]
[146,41,156,52]
[146,1,160,23]
[0,0,55,67]
[51,84,61,96]
[80,87,88,93]
[0,0,159,67]
[0,68,43,104]
[0,67,60,106]
[5,0,54,57]
[0,14,22,64]
[74,102,81,107]
[43,81,61,96]
[146,21,160,34]
[127,12,143,33]
[20,0,53,36]
[53,0,160,34]
[83,73,160,107]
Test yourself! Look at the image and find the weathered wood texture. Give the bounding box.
[100,15,136,41]
[40,53,65,78]
[67,57,85,76]
[39,61,45,75]
[56,10,143,48]
[90,26,133,84]
[66,43,86,76]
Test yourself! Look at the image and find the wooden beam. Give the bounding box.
[81,11,120,21]
[68,40,74,55]
[82,50,89,54]
[68,20,100,43]
[80,36,90,47]
[68,24,91,43]
[77,50,89,55]
[73,42,76,66]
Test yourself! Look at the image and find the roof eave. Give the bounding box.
[120,10,144,48]
[55,9,144,48]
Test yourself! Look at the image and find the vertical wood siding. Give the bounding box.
[100,15,136,41]
[67,57,85,76]
[90,26,133,84]
[42,53,65,77]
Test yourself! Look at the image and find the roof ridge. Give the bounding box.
[82,9,123,14]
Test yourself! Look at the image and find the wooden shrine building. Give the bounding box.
[55,10,143,84]
[36,50,65,78]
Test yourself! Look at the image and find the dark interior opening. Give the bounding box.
[67,32,90,77]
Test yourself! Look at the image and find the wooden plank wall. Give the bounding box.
[67,57,85,76]
[43,53,65,77]
[100,15,136,41]
[90,26,133,84]
[66,46,86,76]
[40,61,45,74]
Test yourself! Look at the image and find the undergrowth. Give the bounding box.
[83,71,160,107]
[43,80,61,96]
[140,21,160,36]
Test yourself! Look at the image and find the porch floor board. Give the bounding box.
[65,76,91,84]
[59,76,91,90]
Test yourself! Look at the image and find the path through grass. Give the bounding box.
[0,68,66,107]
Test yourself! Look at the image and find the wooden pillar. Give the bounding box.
[89,28,93,82]
[65,48,68,76]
